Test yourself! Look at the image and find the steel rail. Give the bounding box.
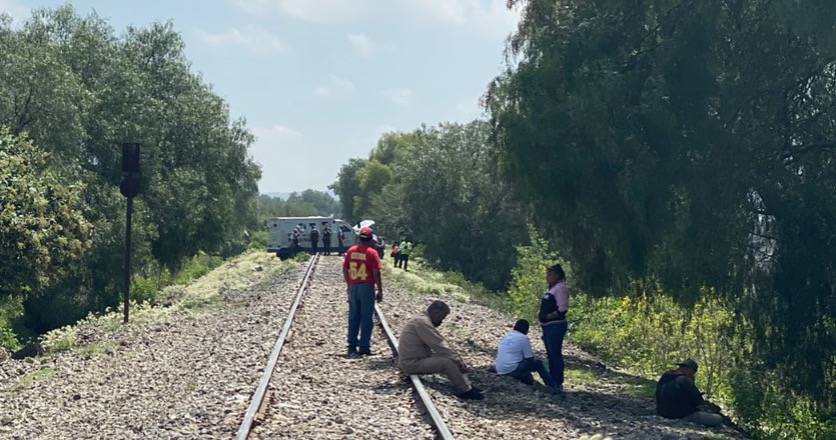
[237,254,319,439]
[375,303,455,440]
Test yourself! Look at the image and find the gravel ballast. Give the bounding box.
[377,263,750,440]
[252,256,434,439]
[0,255,304,439]
[0,253,749,440]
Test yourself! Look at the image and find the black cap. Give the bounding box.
[677,358,698,372]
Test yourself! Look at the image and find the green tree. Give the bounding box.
[0,129,92,298]
[487,0,836,429]
[0,7,261,332]
[330,158,367,222]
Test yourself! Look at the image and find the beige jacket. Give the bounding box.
[398,315,461,365]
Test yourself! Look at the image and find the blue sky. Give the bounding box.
[2,0,520,193]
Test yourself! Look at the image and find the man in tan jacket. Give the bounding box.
[398,301,484,400]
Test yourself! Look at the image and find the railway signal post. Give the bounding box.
[120,143,141,323]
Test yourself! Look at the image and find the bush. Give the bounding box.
[0,325,21,352]
[248,230,269,251]
[128,252,223,305]
[173,252,223,286]
[507,226,569,322]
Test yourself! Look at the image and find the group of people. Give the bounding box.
[389,240,412,271]
[341,228,724,427]
[291,222,345,255]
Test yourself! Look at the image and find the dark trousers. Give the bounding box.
[347,284,375,350]
[338,240,344,255]
[322,238,331,255]
[505,357,557,389]
[310,239,318,253]
[401,255,410,271]
[542,321,567,387]
[394,255,402,267]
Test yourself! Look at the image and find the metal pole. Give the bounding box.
[124,196,133,324]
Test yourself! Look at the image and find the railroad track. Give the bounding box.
[235,254,454,439]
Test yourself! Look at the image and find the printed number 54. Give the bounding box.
[349,262,368,281]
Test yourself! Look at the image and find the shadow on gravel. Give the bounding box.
[415,352,739,439]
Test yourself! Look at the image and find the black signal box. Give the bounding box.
[122,143,140,173]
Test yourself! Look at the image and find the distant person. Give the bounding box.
[337,228,346,256]
[343,226,383,356]
[391,242,401,267]
[399,239,413,271]
[398,301,483,400]
[539,263,569,393]
[376,236,386,259]
[309,225,320,254]
[495,319,558,392]
[291,227,301,253]
[656,359,723,427]
[322,223,332,255]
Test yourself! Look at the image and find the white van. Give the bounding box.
[266,216,356,259]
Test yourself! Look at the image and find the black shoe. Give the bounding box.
[358,347,372,356]
[457,388,484,400]
[347,347,358,356]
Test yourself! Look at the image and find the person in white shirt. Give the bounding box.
[495,319,558,392]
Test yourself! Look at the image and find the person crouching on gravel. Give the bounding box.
[398,301,484,400]
[344,226,383,356]
[655,359,723,427]
[495,319,559,393]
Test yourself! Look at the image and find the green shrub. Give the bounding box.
[248,230,268,251]
[507,226,573,322]
[173,252,223,286]
[0,325,21,352]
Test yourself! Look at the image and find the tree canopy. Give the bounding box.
[487,0,835,413]
[0,6,260,332]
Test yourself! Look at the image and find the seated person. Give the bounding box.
[495,319,558,392]
[398,300,484,400]
[656,359,723,427]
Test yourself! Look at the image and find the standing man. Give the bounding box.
[495,319,559,393]
[398,301,483,400]
[291,227,301,254]
[539,263,569,394]
[322,222,332,255]
[337,228,346,256]
[309,224,320,254]
[343,226,383,356]
[399,239,413,271]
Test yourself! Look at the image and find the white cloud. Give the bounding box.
[314,75,356,98]
[229,0,519,35]
[253,124,302,140]
[231,0,370,23]
[347,33,375,58]
[0,0,29,22]
[195,26,287,54]
[415,0,469,24]
[382,88,414,106]
[412,0,521,36]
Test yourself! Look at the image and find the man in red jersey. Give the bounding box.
[343,226,383,356]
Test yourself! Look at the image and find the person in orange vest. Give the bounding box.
[343,226,383,356]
